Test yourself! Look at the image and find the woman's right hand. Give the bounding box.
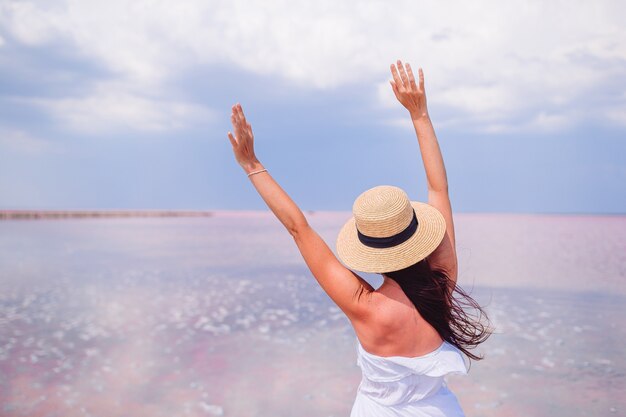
[390,60,429,120]
[227,103,261,173]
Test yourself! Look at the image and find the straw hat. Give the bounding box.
[336,185,446,273]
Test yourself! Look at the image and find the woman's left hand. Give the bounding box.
[390,60,429,120]
[227,103,260,172]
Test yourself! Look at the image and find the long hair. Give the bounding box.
[384,259,493,364]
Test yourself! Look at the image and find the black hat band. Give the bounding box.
[357,210,418,249]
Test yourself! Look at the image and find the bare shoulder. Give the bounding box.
[352,290,416,335]
[352,291,442,356]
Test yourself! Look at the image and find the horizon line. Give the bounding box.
[1,209,624,220]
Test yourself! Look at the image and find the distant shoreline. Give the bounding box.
[0,210,214,220]
[0,210,623,220]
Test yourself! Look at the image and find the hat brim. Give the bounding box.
[336,201,446,274]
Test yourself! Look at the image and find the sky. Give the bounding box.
[0,0,624,214]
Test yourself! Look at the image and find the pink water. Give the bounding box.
[0,213,624,416]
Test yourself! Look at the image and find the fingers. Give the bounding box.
[406,63,418,90]
[391,60,420,92]
[227,131,237,147]
[231,103,248,132]
[230,103,254,145]
[236,103,246,122]
[232,103,243,125]
[229,105,242,146]
[389,80,401,100]
[396,59,410,89]
[390,64,403,89]
[230,112,238,131]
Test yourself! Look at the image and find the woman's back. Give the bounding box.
[352,277,444,359]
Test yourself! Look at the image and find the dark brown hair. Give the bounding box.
[384,259,493,364]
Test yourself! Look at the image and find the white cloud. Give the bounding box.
[0,2,60,46]
[1,0,625,133]
[22,81,215,134]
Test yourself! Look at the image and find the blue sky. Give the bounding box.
[0,0,624,213]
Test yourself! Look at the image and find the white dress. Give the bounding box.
[351,337,468,417]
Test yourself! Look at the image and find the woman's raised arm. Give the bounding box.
[227,103,374,320]
[389,61,458,284]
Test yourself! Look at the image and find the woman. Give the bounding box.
[227,60,493,417]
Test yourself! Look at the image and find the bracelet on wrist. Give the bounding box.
[247,168,267,178]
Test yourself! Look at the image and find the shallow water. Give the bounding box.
[0,213,624,416]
